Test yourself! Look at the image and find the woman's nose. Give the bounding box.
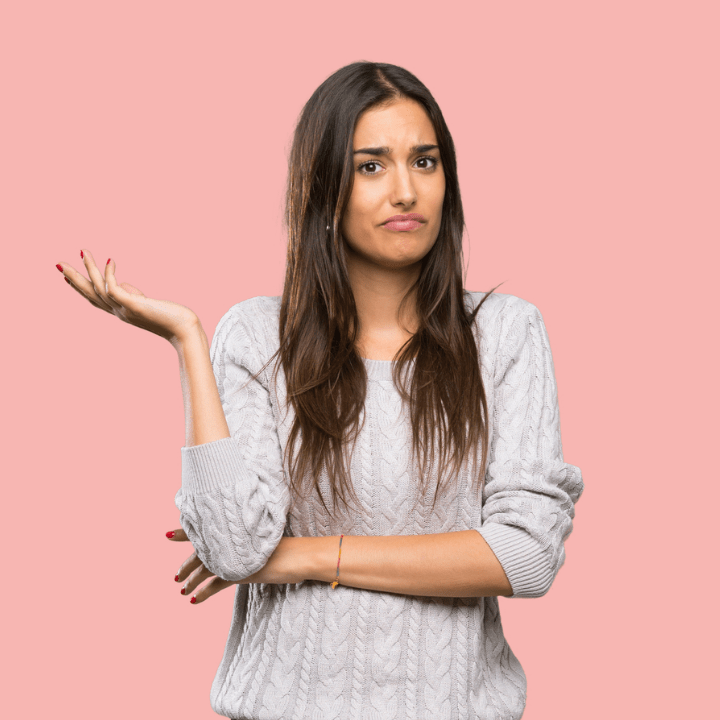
[390,167,417,207]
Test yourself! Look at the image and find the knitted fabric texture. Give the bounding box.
[175,291,584,720]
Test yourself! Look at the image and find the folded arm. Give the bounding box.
[301,530,512,597]
[173,302,290,582]
[302,300,583,599]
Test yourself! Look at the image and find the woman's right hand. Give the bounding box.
[168,527,239,605]
[58,248,200,347]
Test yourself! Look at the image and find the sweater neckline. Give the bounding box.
[361,356,415,380]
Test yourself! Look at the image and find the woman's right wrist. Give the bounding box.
[171,320,209,355]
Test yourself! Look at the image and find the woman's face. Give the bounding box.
[340,98,446,272]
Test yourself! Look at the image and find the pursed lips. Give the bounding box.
[382,213,426,224]
[382,213,426,231]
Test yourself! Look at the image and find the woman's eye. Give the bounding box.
[357,156,438,176]
[416,156,437,170]
[359,161,381,175]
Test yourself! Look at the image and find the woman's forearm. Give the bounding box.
[303,530,513,598]
[175,325,231,448]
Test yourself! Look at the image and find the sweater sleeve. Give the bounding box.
[475,300,584,598]
[173,303,291,582]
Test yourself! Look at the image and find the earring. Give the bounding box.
[326,224,330,231]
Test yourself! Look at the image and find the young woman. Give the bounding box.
[58,61,583,720]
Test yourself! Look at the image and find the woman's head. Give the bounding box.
[272,62,497,517]
[342,97,445,275]
[284,61,465,305]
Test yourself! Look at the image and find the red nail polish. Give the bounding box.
[180,588,186,595]
[80,250,84,259]
[166,531,175,539]
[190,597,197,604]
[65,278,71,284]
[56,264,63,272]
[106,258,111,265]
[174,575,179,582]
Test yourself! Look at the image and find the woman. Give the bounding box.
[57,61,583,720]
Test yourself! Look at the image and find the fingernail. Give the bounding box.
[106,258,111,265]
[56,264,63,273]
[180,587,186,595]
[190,596,197,604]
[174,574,180,582]
[80,250,84,259]
[166,531,175,538]
[65,278,71,284]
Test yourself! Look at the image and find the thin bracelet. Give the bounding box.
[330,534,344,589]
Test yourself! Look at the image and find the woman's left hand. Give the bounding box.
[166,528,309,604]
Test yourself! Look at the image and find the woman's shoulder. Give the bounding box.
[224,294,281,321]
[215,295,281,331]
[464,291,545,377]
[210,295,282,363]
[465,290,540,335]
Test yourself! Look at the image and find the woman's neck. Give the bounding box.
[347,257,420,360]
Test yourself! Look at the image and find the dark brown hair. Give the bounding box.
[256,61,499,515]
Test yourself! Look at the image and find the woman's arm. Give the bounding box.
[175,324,232,447]
[280,300,583,601]
[471,301,584,599]
[173,528,510,601]
[301,531,513,598]
[173,301,291,583]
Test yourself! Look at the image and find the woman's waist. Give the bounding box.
[213,583,518,720]
[242,580,496,661]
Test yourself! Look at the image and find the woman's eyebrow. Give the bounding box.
[353,144,439,156]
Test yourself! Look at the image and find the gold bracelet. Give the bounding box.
[330,534,344,589]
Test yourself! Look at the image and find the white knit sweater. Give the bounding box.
[175,291,584,720]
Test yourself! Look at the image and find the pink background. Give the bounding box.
[3,1,717,717]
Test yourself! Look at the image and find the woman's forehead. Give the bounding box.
[353,99,437,151]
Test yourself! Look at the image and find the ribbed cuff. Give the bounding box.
[475,523,553,598]
[180,436,247,494]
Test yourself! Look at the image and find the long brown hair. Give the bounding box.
[255,61,500,516]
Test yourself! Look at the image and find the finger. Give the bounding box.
[59,261,115,313]
[81,248,122,310]
[176,550,202,583]
[104,258,135,311]
[181,562,215,596]
[190,576,237,605]
[104,260,178,340]
[62,272,110,311]
[165,528,189,541]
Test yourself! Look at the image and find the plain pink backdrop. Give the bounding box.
[3,1,717,718]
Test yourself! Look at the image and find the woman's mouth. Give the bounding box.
[384,219,422,231]
[382,213,426,232]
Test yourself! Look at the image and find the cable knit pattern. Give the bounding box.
[174,291,583,720]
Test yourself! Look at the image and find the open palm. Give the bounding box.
[57,248,200,346]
